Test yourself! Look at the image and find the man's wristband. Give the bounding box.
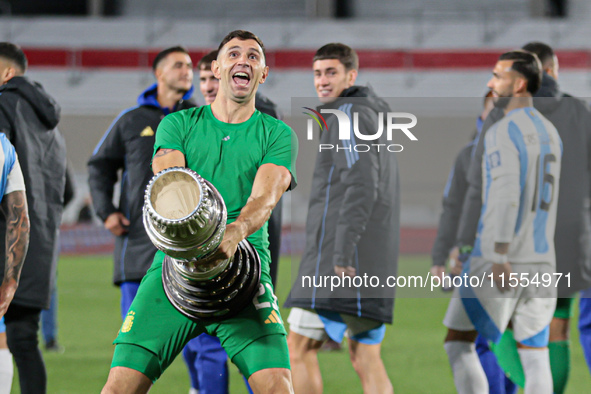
[491,252,508,265]
[458,245,473,255]
[457,245,473,264]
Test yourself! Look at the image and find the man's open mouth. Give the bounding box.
[233,72,251,87]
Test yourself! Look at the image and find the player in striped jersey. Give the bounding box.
[443,51,562,394]
[0,132,29,394]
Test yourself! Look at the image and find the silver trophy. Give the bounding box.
[143,167,261,321]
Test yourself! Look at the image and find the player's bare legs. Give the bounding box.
[550,317,569,343]
[101,366,152,394]
[347,339,393,394]
[445,328,478,342]
[248,368,293,394]
[287,331,323,394]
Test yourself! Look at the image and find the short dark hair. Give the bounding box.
[521,42,555,66]
[0,42,27,73]
[313,43,358,71]
[152,46,189,72]
[498,50,542,95]
[217,30,265,60]
[198,50,218,71]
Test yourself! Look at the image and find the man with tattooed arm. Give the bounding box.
[0,132,29,394]
[0,41,64,394]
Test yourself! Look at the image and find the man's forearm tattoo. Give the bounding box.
[3,191,29,283]
[154,149,176,158]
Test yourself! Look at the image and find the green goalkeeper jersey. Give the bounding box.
[153,105,298,267]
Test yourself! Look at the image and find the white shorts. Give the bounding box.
[287,307,386,345]
[443,257,557,347]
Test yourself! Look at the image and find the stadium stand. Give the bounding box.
[2,14,590,253]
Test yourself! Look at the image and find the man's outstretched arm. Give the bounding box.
[213,163,291,260]
[152,148,186,174]
[0,190,30,317]
[152,149,291,259]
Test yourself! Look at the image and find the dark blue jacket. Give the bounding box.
[88,84,196,285]
[285,86,400,323]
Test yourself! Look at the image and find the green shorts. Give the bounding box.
[553,297,574,319]
[111,250,288,382]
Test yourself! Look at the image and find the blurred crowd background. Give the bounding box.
[3,0,591,255]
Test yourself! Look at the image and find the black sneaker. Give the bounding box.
[45,340,65,353]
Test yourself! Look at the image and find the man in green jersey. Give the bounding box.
[101,30,298,394]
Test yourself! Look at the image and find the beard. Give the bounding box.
[167,79,191,95]
[173,86,190,95]
[493,94,512,110]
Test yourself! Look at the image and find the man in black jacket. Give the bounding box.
[0,41,67,394]
[88,46,196,321]
[284,43,399,394]
[454,42,591,394]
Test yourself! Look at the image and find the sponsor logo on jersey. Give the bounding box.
[121,311,135,333]
[140,126,155,137]
[222,135,230,141]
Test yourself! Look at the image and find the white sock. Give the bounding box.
[518,348,553,394]
[444,341,488,394]
[0,349,13,394]
[189,388,199,394]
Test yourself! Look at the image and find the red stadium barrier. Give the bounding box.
[23,48,591,70]
[59,224,436,256]
[60,223,114,255]
[398,227,437,254]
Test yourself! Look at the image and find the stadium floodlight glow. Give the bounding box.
[143,167,261,321]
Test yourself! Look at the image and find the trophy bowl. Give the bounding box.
[143,167,261,321]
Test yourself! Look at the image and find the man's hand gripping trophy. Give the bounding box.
[143,167,261,321]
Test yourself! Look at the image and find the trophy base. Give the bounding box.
[162,239,261,322]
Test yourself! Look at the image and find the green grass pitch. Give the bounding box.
[11,254,591,393]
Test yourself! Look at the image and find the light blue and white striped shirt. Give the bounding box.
[0,133,25,200]
[473,107,562,265]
